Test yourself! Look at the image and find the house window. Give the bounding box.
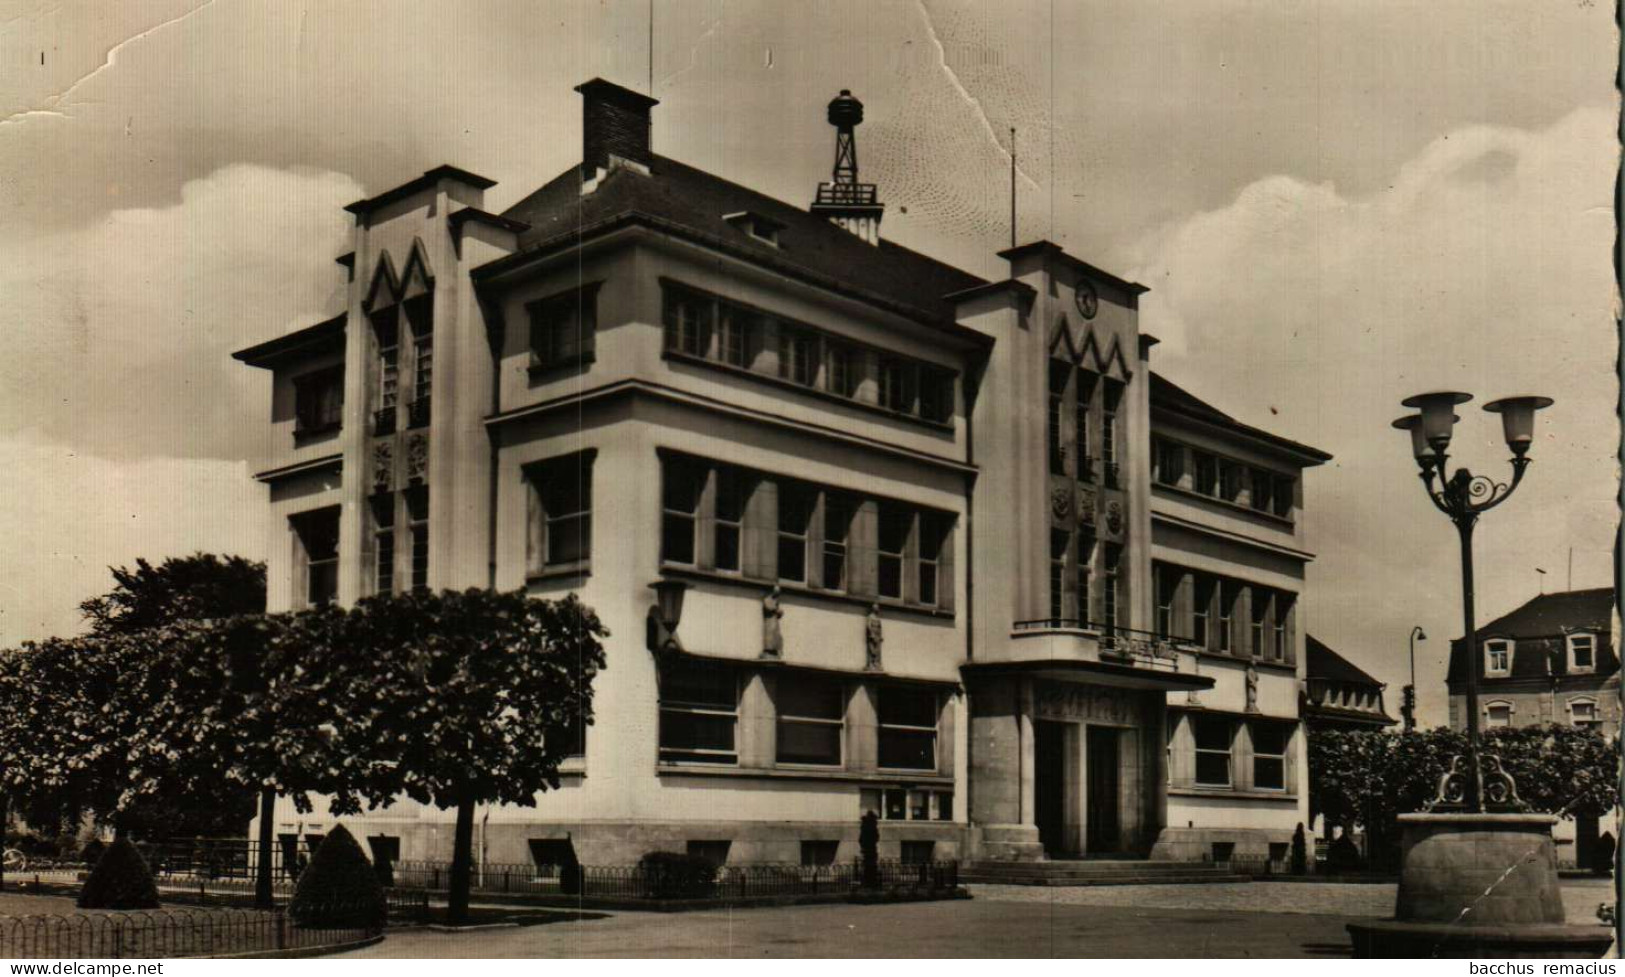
[1101,381,1122,487]
[879,789,952,822]
[1101,544,1122,631]
[1219,461,1243,502]
[1273,476,1295,518]
[686,840,731,867]
[1568,633,1596,673]
[659,665,738,764]
[1218,581,1237,653]
[1272,594,1293,661]
[877,687,938,771]
[918,513,949,608]
[1155,565,1180,637]
[1076,533,1095,625]
[1193,451,1218,495]
[1484,701,1513,728]
[527,453,594,573]
[777,483,814,584]
[372,308,400,425]
[713,466,750,573]
[664,287,712,357]
[1251,723,1290,791]
[1485,639,1512,676]
[527,286,598,371]
[881,358,917,414]
[718,306,755,368]
[1048,362,1068,471]
[1075,369,1095,481]
[800,841,839,867]
[294,366,344,437]
[1193,715,1233,787]
[919,368,954,423]
[1154,439,1184,487]
[1570,699,1602,731]
[660,456,705,566]
[827,342,860,398]
[408,298,433,428]
[1192,575,1215,648]
[406,487,429,591]
[900,841,935,865]
[292,508,339,608]
[780,326,817,386]
[1250,469,1273,512]
[369,494,394,596]
[878,505,910,600]
[822,494,853,590]
[1050,530,1069,622]
[775,677,844,766]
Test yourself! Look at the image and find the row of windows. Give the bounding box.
[288,490,433,609]
[658,453,955,610]
[663,283,956,424]
[657,662,945,773]
[1184,715,1293,791]
[1048,361,1124,486]
[1483,697,1606,731]
[1047,529,1123,629]
[1152,437,1295,520]
[369,298,433,435]
[1483,634,1598,675]
[1152,563,1296,662]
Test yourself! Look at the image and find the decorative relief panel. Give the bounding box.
[371,441,394,494]
[405,433,429,485]
[1032,683,1148,727]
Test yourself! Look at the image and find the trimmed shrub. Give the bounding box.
[77,837,161,910]
[636,850,717,899]
[287,825,386,929]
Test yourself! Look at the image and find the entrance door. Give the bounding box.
[1086,726,1121,854]
[1034,720,1069,855]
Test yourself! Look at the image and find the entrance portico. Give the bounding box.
[965,662,1210,861]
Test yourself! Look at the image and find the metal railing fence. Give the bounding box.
[0,904,384,959]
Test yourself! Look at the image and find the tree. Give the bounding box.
[331,589,608,925]
[79,554,265,636]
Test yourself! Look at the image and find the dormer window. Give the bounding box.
[1567,633,1596,673]
[723,211,785,248]
[1484,638,1512,676]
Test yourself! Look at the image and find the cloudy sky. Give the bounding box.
[2,0,1616,725]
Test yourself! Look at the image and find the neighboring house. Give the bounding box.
[1446,586,1620,867]
[1302,635,1397,733]
[232,78,1330,870]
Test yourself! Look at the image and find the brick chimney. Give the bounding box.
[575,78,659,177]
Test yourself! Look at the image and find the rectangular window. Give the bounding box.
[1250,469,1274,512]
[409,297,433,412]
[294,366,345,437]
[370,494,394,596]
[1273,476,1295,518]
[777,483,814,584]
[717,306,754,368]
[292,508,339,608]
[900,840,935,865]
[780,326,817,386]
[1251,723,1290,791]
[800,841,839,867]
[1193,451,1218,495]
[713,466,749,573]
[775,678,845,766]
[1251,589,1271,658]
[1571,700,1601,730]
[1220,461,1243,502]
[1569,634,1596,672]
[827,342,859,398]
[1485,703,1513,728]
[1048,362,1069,471]
[917,513,949,608]
[880,358,917,414]
[407,487,429,591]
[919,368,953,423]
[531,454,594,570]
[878,687,938,770]
[1155,565,1179,637]
[527,287,597,371]
[822,494,853,591]
[1050,530,1070,623]
[1193,575,1215,648]
[1076,533,1095,625]
[1273,594,1293,661]
[1193,715,1233,787]
[1485,639,1512,676]
[664,288,713,357]
[373,308,400,415]
[877,505,910,600]
[1154,439,1184,487]
[1218,581,1237,653]
[1102,544,1122,631]
[1075,369,1095,481]
[1101,381,1122,487]
[660,456,705,566]
[659,665,738,764]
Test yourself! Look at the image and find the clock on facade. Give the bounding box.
[1074,280,1098,320]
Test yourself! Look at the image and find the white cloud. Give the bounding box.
[0,163,361,461]
[1126,106,1619,725]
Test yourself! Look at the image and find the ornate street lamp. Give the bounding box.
[1349,390,1605,958]
[1401,625,1425,733]
[1390,391,1551,812]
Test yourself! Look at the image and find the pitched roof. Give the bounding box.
[1306,635,1384,687]
[1149,372,1333,465]
[231,313,345,369]
[487,156,985,326]
[1447,588,1619,683]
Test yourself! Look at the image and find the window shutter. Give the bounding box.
[807,493,826,589]
[901,512,920,604]
[938,520,956,613]
[696,466,718,570]
[1283,597,1298,666]
[849,500,879,597]
[743,479,777,579]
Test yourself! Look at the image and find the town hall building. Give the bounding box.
[232,78,1331,870]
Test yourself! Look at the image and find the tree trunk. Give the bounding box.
[255,788,275,909]
[447,791,476,926]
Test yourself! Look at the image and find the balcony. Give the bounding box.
[373,407,396,437]
[814,181,878,207]
[406,396,431,430]
[1013,620,1181,669]
[981,619,1211,691]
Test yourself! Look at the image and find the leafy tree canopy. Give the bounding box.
[79,553,265,636]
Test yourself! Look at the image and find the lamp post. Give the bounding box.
[1390,392,1551,811]
[1401,625,1425,732]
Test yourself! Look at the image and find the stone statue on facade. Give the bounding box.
[761,586,784,659]
[1245,664,1260,713]
[864,603,883,671]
